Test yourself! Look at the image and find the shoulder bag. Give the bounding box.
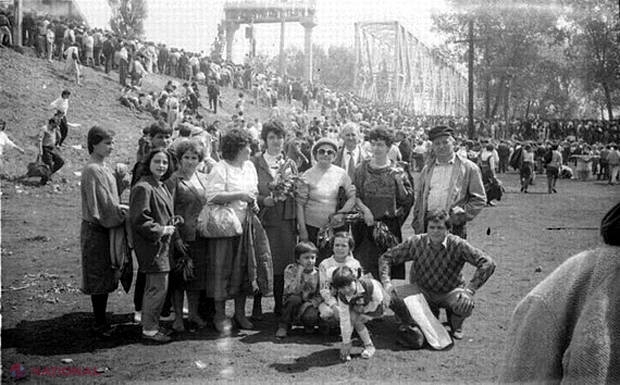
[197,165,243,238]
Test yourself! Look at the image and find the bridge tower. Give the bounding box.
[223,0,317,83]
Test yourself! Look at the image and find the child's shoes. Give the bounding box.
[275,324,288,338]
[361,344,376,359]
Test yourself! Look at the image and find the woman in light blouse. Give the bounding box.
[204,129,258,332]
[297,137,356,263]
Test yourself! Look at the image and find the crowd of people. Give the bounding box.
[1,7,618,380]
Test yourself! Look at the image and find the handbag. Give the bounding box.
[197,165,243,238]
[26,154,51,178]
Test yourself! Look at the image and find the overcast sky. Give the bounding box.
[77,0,448,60]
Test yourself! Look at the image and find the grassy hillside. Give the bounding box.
[0,48,279,182]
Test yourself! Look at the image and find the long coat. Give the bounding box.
[130,175,174,273]
[251,153,297,275]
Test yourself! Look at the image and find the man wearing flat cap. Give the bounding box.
[411,126,486,238]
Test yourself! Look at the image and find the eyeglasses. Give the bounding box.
[317,148,336,156]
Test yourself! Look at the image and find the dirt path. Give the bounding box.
[2,172,617,384]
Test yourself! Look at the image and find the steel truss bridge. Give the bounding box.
[354,21,467,116]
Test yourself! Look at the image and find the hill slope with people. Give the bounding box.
[0,47,273,182]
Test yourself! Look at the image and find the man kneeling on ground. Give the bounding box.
[378,208,496,347]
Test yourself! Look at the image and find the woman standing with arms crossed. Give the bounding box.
[251,120,297,317]
[130,148,176,343]
[205,129,259,332]
[80,126,127,336]
[165,140,211,332]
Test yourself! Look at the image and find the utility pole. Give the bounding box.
[13,0,22,47]
[455,19,477,139]
[467,20,474,139]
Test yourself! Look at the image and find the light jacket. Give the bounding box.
[412,153,486,233]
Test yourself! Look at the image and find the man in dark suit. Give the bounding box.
[395,130,413,166]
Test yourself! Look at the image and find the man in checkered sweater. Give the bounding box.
[379,209,496,344]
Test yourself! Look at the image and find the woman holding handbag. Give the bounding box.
[251,120,298,318]
[353,127,413,280]
[204,129,259,333]
[165,140,211,332]
[296,137,356,263]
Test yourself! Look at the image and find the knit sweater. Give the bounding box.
[499,246,620,384]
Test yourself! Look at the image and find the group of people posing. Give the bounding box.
[80,118,497,362]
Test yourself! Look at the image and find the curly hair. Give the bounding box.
[261,120,286,142]
[175,139,206,162]
[220,128,252,161]
[368,126,394,147]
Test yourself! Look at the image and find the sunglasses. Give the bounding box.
[317,148,336,156]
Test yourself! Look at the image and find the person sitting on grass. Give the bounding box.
[275,241,322,338]
[332,265,388,361]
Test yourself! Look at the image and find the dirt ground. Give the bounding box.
[1,48,619,384]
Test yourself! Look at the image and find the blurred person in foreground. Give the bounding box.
[499,201,620,384]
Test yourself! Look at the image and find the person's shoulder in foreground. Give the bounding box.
[499,201,620,385]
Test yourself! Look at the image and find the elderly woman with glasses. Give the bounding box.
[297,138,356,263]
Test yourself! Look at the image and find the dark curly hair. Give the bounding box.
[175,139,205,162]
[368,126,394,147]
[220,128,252,161]
[261,120,286,142]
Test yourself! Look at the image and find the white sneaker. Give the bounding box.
[134,311,142,323]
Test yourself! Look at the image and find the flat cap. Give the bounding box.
[428,126,454,141]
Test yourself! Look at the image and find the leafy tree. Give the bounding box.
[562,0,620,119]
[432,0,619,121]
[108,0,148,40]
[272,44,355,90]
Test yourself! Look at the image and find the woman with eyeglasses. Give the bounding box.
[297,137,356,263]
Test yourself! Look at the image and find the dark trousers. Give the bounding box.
[279,295,319,328]
[119,58,128,86]
[273,274,284,315]
[91,293,109,326]
[104,52,114,73]
[57,115,68,146]
[498,157,508,173]
[209,96,218,113]
[41,145,64,176]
